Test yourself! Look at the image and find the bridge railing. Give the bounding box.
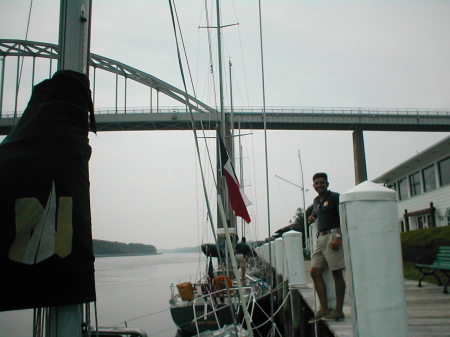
[59,106,450,116]
[1,106,449,118]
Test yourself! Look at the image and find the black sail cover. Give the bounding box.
[0,70,96,311]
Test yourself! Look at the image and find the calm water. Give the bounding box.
[0,252,206,337]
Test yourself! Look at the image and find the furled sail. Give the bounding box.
[0,70,96,310]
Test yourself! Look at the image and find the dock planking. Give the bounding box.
[296,270,450,336]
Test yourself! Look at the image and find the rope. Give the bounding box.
[168,0,224,269]
[113,307,170,326]
[172,0,197,100]
[18,0,34,88]
[250,290,290,332]
[13,0,34,127]
[203,0,218,108]
[173,0,218,188]
[255,0,275,327]
[230,0,250,106]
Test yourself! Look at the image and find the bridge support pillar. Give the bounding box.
[352,130,367,184]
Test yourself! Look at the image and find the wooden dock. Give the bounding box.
[296,267,450,336]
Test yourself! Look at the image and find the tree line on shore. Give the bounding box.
[93,239,157,256]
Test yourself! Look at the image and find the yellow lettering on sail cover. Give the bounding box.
[9,196,74,263]
[55,197,73,258]
[9,198,44,262]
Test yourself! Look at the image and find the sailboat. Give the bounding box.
[169,147,273,337]
[167,2,274,336]
[169,135,272,336]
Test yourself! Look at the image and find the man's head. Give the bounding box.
[242,237,246,243]
[312,172,329,196]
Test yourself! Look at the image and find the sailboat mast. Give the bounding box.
[215,0,225,137]
[228,60,237,231]
[215,0,227,230]
[58,0,92,74]
[213,3,254,336]
[215,0,235,231]
[50,1,93,336]
[229,60,234,141]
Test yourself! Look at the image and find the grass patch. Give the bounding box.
[401,226,450,284]
[401,226,450,262]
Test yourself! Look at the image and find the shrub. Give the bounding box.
[401,226,450,263]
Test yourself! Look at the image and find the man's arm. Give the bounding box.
[307,201,317,224]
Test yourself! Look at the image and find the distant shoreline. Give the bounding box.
[95,252,161,258]
[93,239,157,256]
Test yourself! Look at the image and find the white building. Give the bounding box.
[373,136,450,232]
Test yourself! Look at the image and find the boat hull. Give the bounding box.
[170,303,235,336]
[171,290,272,337]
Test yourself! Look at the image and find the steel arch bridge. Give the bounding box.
[0,39,217,115]
[1,39,450,135]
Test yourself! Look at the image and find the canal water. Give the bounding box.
[0,252,206,337]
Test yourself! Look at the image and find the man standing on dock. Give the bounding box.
[307,172,346,322]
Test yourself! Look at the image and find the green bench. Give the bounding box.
[415,246,450,294]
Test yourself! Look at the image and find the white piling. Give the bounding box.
[275,238,285,276]
[270,240,277,269]
[282,230,307,288]
[340,181,407,337]
[283,247,289,282]
[261,243,269,264]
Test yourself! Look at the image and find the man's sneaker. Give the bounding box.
[322,311,345,321]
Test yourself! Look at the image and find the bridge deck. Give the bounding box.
[1,109,449,135]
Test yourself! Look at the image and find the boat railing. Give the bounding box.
[192,286,254,336]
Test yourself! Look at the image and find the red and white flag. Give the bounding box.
[218,133,251,223]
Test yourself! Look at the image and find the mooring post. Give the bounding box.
[275,238,285,278]
[275,238,290,335]
[274,238,284,330]
[283,230,308,337]
[340,181,407,337]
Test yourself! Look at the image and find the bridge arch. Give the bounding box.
[0,39,217,116]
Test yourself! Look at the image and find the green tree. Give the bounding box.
[291,205,313,248]
[291,207,306,241]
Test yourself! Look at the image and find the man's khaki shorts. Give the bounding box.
[311,232,345,271]
[235,254,247,268]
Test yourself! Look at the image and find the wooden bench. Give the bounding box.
[415,246,450,294]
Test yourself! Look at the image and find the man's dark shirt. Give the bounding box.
[235,242,251,257]
[312,190,340,232]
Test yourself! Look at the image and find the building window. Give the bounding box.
[398,178,408,200]
[447,209,450,226]
[438,157,450,186]
[422,165,436,192]
[409,172,422,196]
[409,215,429,230]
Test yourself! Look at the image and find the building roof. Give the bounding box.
[373,135,450,184]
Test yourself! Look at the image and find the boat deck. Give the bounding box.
[297,264,450,337]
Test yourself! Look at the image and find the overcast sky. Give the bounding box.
[1,0,449,249]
